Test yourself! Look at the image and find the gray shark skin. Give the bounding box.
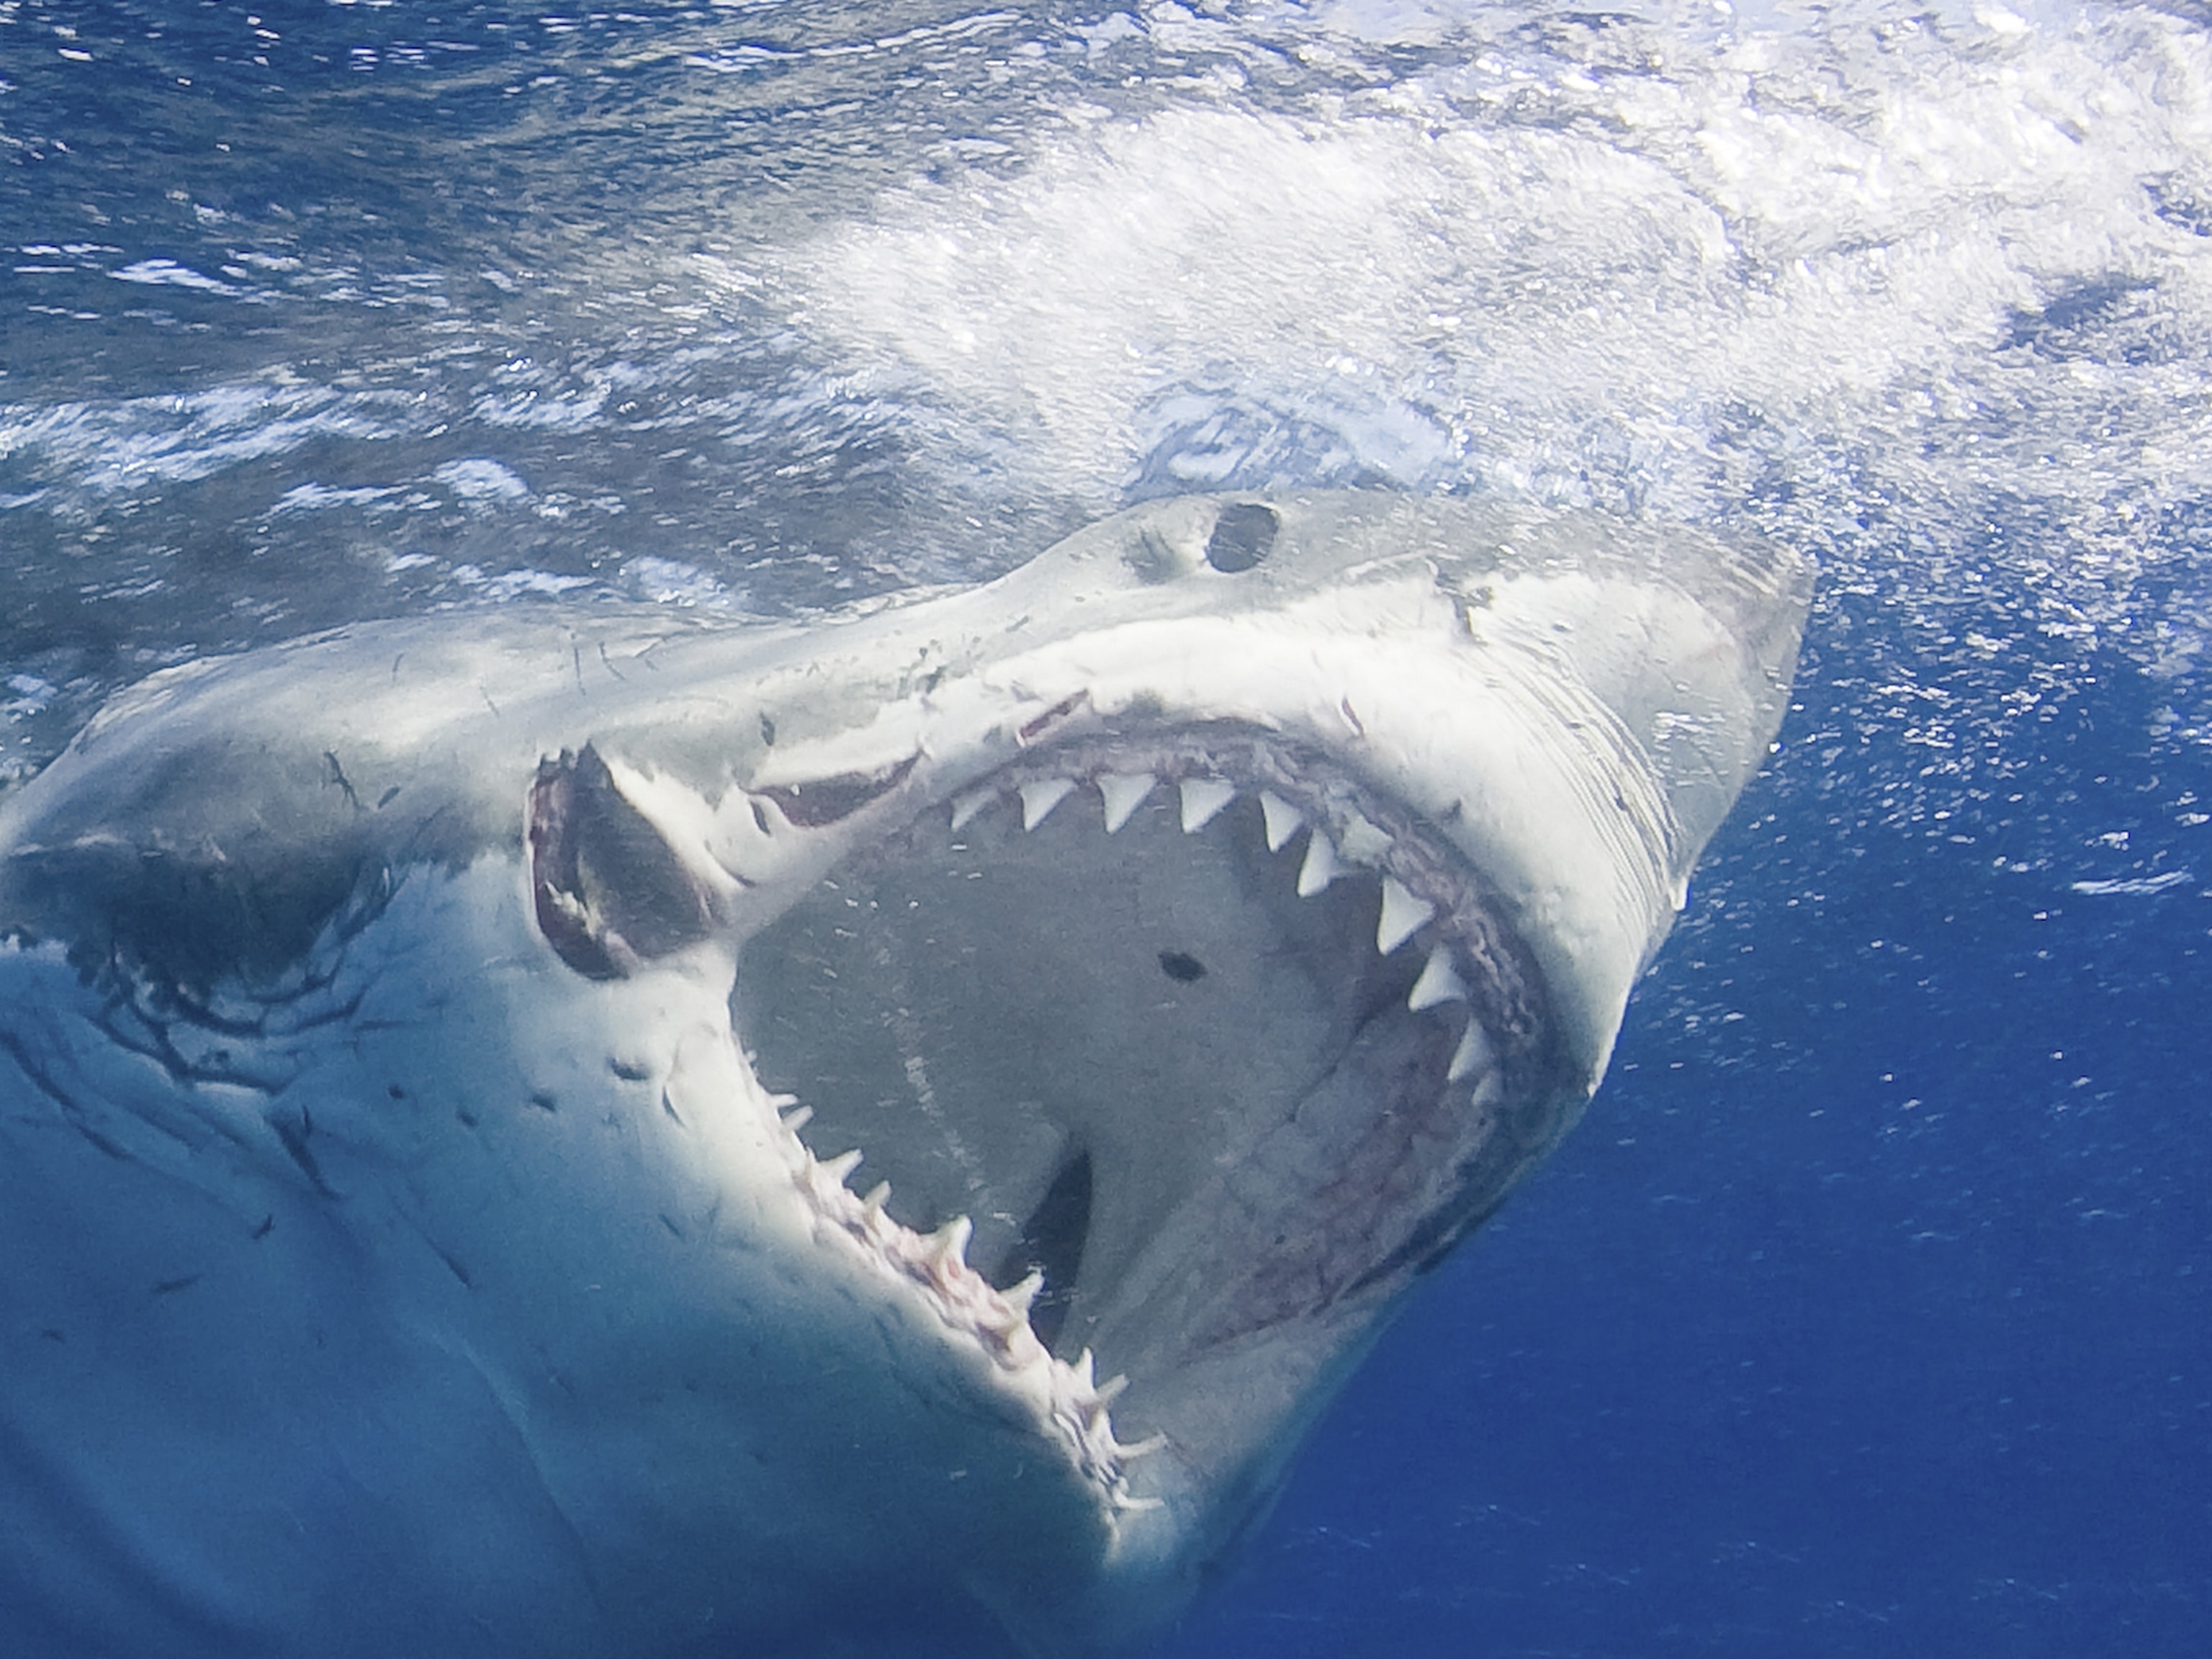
[0,493,1808,1658]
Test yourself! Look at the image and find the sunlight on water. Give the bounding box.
[1,0,2209,818]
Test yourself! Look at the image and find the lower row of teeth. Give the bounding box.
[770,765,1505,1507]
[773,1087,1166,1509]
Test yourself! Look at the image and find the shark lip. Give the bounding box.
[729,724,1561,1497]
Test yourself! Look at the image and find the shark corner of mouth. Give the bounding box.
[0,491,1809,1657]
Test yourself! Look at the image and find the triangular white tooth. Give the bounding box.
[929,1215,974,1269]
[1019,777,1077,830]
[1259,791,1305,852]
[950,787,996,831]
[1340,811,1393,865]
[1112,1491,1167,1513]
[1115,1432,1169,1461]
[1074,1348,1097,1391]
[1002,1270,1044,1316]
[780,1105,814,1133]
[820,1148,863,1185]
[1094,1373,1130,1406]
[1470,1072,1504,1112]
[1447,1020,1494,1082]
[1179,777,1234,832]
[1097,773,1156,834]
[1296,831,1340,896]
[862,1180,892,1215]
[1376,877,1434,955]
[1408,945,1468,1012]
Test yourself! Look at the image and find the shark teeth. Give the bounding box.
[1376,878,1434,955]
[772,1096,1143,1505]
[1447,1019,1494,1082]
[1296,830,1340,896]
[1178,777,1235,832]
[1020,777,1077,830]
[1097,773,1155,834]
[949,787,996,831]
[762,753,1510,1512]
[1407,944,1467,1011]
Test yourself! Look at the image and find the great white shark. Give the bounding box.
[0,492,1808,1657]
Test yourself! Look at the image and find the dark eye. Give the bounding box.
[1205,503,1279,573]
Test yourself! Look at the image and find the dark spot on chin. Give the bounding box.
[1159,950,1206,983]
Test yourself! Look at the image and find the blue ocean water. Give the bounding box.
[3,1,2209,1654]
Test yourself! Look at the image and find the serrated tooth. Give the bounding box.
[1019,777,1076,830]
[1470,1072,1504,1112]
[820,1148,863,1186]
[1112,1491,1167,1513]
[1447,1020,1494,1082]
[1376,878,1434,955]
[1296,830,1340,896]
[1407,945,1467,1011]
[780,1105,814,1133]
[1178,777,1234,832]
[1094,1373,1129,1406]
[1073,1347,1097,1391]
[949,787,996,830]
[1259,791,1304,851]
[927,1215,973,1270]
[862,1180,892,1215]
[1115,1432,1169,1461]
[1097,773,1155,833]
[1002,1270,1044,1316]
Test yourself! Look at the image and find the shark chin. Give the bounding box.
[0,493,1809,1658]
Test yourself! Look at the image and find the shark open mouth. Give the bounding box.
[695,729,1565,1502]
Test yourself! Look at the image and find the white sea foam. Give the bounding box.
[793,6,2212,521]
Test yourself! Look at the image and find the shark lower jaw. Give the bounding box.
[725,724,1565,1514]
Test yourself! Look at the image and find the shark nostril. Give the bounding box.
[1157,950,1206,983]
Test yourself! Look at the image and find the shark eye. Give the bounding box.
[1204,503,1278,573]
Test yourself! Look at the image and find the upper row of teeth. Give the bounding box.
[952,769,1485,1033]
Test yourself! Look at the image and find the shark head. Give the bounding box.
[0,493,1807,1657]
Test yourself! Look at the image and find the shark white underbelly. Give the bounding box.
[0,493,1809,1657]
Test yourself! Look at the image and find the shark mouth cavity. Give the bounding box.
[678,729,1565,1506]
